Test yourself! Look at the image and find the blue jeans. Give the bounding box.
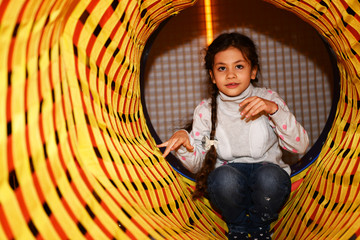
[207,162,291,233]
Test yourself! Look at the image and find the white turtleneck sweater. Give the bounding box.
[175,84,309,175]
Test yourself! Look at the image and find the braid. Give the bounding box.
[192,84,218,200]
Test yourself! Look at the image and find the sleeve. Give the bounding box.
[268,91,310,154]
[174,100,211,173]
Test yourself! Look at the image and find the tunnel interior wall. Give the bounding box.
[0,0,359,239]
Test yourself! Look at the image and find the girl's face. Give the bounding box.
[210,47,257,97]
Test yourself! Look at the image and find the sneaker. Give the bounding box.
[250,226,271,240]
[227,231,250,240]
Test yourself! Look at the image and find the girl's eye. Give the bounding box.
[236,65,244,69]
[218,66,226,71]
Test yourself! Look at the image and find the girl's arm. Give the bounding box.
[268,100,309,154]
[239,91,309,154]
[157,100,211,173]
[157,130,194,158]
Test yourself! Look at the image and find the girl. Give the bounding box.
[157,33,309,240]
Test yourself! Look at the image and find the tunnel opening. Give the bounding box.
[140,0,339,179]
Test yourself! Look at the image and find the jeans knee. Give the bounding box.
[252,164,290,192]
[250,164,291,209]
[207,166,247,206]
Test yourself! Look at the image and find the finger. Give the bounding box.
[157,141,169,148]
[162,139,177,157]
[248,99,266,115]
[239,96,255,108]
[249,99,275,115]
[171,138,185,151]
[184,141,194,151]
[241,98,261,117]
[239,96,259,111]
[241,96,257,103]
[248,103,265,117]
[168,137,188,154]
[162,151,169,158]
[162,144,173,158]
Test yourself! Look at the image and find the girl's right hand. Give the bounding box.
[157,130,194,158]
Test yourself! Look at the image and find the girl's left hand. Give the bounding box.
[239,96,278,119]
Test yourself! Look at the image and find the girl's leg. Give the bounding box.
[207,165,251,234]
[248,163,291,237]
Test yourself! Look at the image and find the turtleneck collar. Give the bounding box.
[218,84,254,112]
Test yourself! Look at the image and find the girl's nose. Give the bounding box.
[227,70,236,79]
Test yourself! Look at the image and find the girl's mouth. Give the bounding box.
[225,83,239,88]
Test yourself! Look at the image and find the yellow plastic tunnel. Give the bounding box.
[0,0,359,239]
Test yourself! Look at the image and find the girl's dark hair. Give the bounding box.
[192,32,260,200]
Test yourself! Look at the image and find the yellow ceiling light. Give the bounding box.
[204,0,213,45]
